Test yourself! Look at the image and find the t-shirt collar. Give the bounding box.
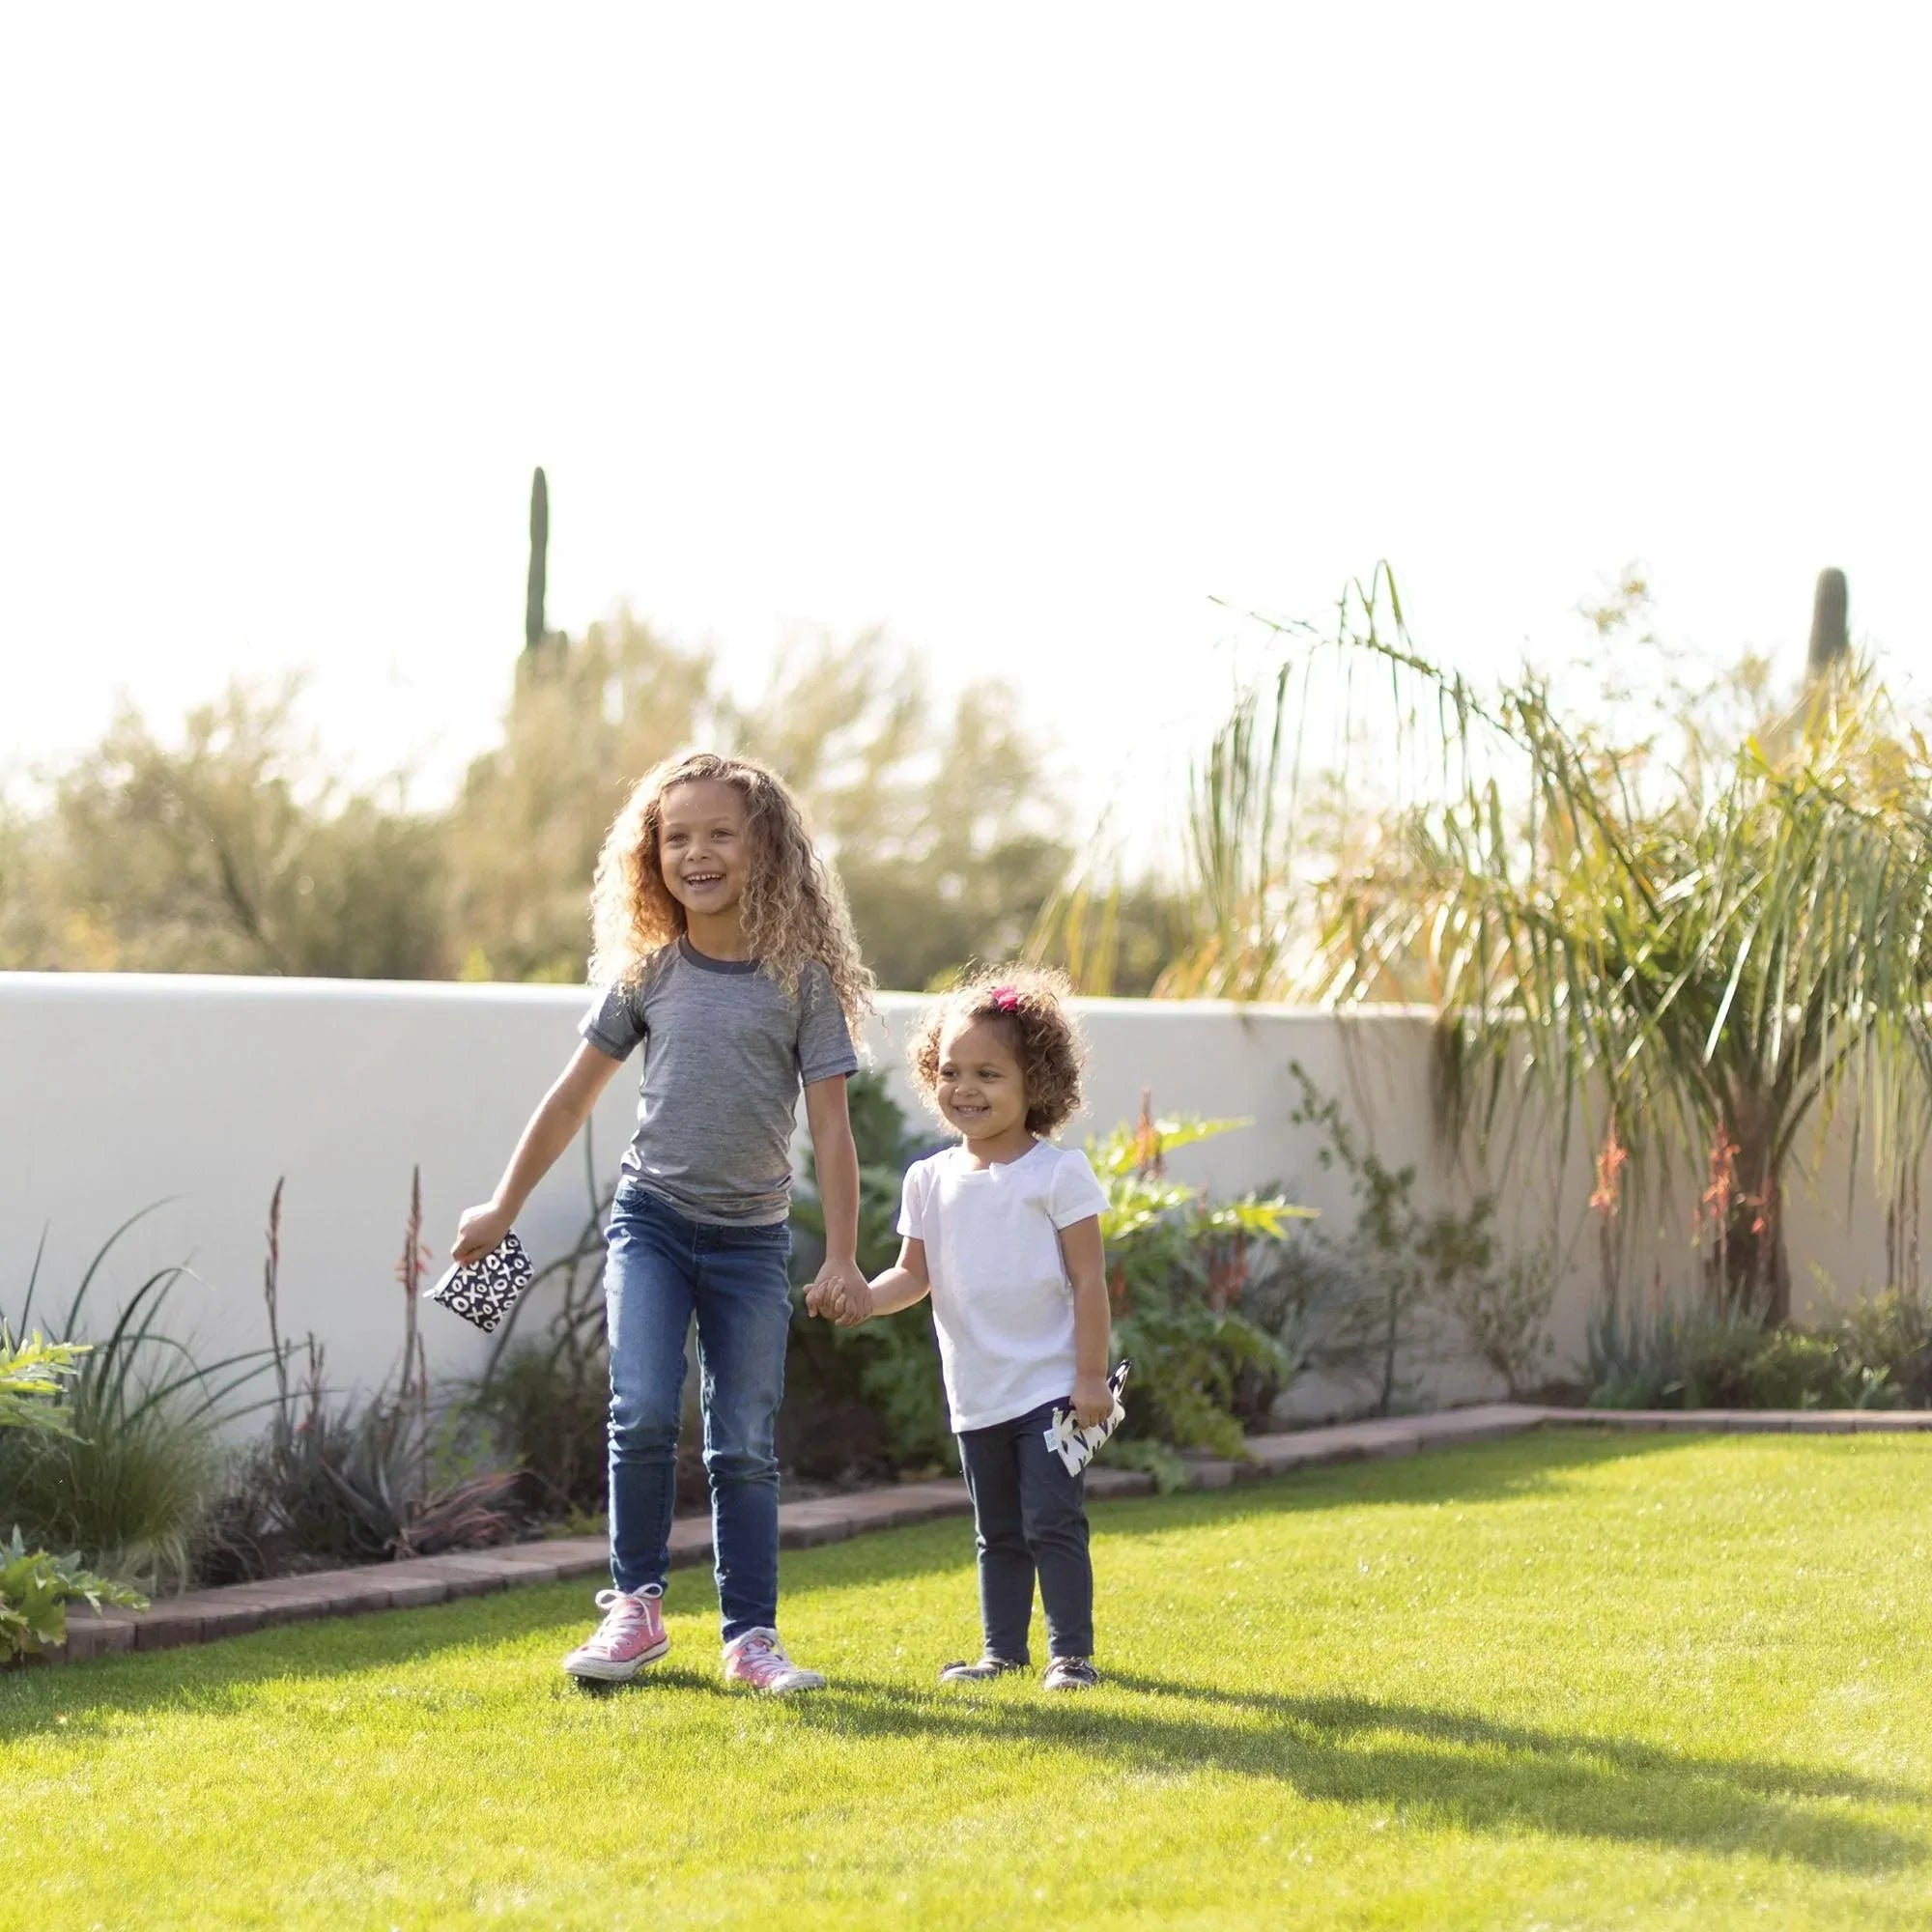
[952,1137,1045,1175]
[678,934,760,976]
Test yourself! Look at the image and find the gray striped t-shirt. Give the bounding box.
[580,937,859,1226]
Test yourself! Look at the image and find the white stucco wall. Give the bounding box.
[0,973,1908,1424]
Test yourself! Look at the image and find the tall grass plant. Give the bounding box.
[2,1208,269,1589]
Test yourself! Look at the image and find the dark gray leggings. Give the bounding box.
[957,1399,1094,1662]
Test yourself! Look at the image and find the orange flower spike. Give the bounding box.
[1700,1132,1739,1226]
[1131,1087,1164,1179]
[1590,1125,1629,1215]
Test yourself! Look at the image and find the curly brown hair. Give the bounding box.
[908,964,1087,1138]
[587,751,875,1030]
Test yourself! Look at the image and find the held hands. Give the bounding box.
[807,1258,873,1328]
[452,1201,513,1265]
[1071,1372,1115,1431]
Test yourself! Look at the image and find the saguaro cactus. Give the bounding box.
[525,467,549,654]
[1805,567,1849,685]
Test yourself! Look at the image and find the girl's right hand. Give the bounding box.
[452,1202,513,1264]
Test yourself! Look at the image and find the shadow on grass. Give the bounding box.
[785,1671,1926,1875]
[14,1628,1920,1880]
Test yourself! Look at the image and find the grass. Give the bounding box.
[9,1430,1932,1929]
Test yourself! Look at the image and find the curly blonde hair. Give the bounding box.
[909,964,1087,1138]
[587,751,875,1029]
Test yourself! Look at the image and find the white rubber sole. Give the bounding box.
[722,1668,827,1694]
[561,1636,670,1682]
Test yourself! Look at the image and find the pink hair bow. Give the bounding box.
[988,984,1021,1013]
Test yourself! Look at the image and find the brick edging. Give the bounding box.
[45,1401,1932,1664]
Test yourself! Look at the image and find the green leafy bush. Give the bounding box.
[1,1324,149,1662]
[788,1080,1315,1481]
[469,1340,611,1518]
[1833,1289,1932,1404]
[1587,1288,1926,1410]
[0,1528,145,1664]
[786,1071,954,1475]
[1091,1105,1312,1470]
[0,1329,87,1432]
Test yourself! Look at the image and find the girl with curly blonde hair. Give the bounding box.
[452,752,873,1695]
[822,964,1117,1691]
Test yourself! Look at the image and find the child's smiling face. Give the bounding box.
[659,779,750,920]
[934,1015,1030,1145]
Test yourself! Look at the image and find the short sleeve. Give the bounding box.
[580,983,645,1063]
[796,961,860,1086]
[896,1163,928,1242]
[1048,1148,1109,1230]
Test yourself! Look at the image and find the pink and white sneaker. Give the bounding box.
[721,1627,827,1694]
[561,1587,669,1682]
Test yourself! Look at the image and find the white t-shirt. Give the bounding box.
[896,1139,1111,1433]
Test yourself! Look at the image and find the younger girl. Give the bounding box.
[819,966,1114,1690]
[453,752,872,1693]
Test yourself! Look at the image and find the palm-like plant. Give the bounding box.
[1039,569,1932,1325]
[1296,614,1932,1324]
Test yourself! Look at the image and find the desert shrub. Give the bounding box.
[468,1341,611,1518]
[1273,1065,1557,1411]
[1587,1297,1774,1409]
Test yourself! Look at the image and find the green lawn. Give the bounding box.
[8,1431,1932,1930]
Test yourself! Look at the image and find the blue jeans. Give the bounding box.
[604,1180,793,1640]
[957,1399,1094,1662]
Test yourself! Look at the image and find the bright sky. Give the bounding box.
[5,5,1927,858]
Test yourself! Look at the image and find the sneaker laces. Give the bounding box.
[727,1629,795,1681]
[584,1588,655,1655]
